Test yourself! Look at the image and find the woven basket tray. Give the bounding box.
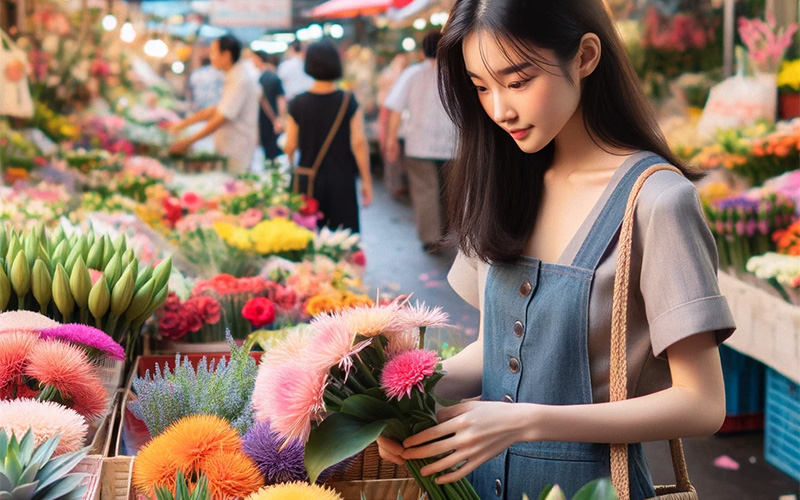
[101,456,135,500]
[74,456,103,500]
[331,442,412,481]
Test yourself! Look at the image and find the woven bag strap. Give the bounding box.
[309,91,351,174]
[609,164,693,500]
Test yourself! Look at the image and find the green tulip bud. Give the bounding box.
[86,237,105,271]
[86,230,95,250]
[0,267,11,311]
[124,277,154,322]
[50,241,68,271]
[151,255,173,292]
[52,264,74,319]
[10,250,31,299]
[49,225,66,250]
[65,237,87,275]
[5,234,20,272]
[32,259,52,311]
[37,243,51,270]
[112,233,126,253]
[34,223,46,248]
[110,264,135,317]
[104,253,122,287]
[135,266,153,289]
[121,248,134,268]
[23,233,39,268]
[102,235,114,267]
[88,275,110,320]
[69,257,91,309]
[0,229,7,258]
[134,282,169,326]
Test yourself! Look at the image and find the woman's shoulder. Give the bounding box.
[635,157,703,225]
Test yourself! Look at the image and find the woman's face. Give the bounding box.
[462,32,582,154]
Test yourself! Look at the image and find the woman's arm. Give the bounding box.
[403,331,725,483]
[349,109,373,206]
[283,115,299,159]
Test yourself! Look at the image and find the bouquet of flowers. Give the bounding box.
[0,181,74,230]
[639,6,720,78]
[704,191,796,272]
[213,218,314,261]
[746,252,800,304]
[251,300,481,500]
[155,292,224,343]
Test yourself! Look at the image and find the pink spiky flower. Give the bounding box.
[396,301,451,331]
[0,332,38,399]
[308,313,371,377]
[25,339,109,419]
[380,349,440,401]
[39,324,125,361]
[338,303,402,338]
[0,310,59,334]
[0,399,88,455]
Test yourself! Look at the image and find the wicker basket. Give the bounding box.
[326,478,422,500]
[324,443,421,500]
[330,443,411,481]
[101,456,136,500]
[74,456,103,500]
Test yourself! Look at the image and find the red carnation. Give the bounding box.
[193,296,222,325]
[300,195,320,216]
[241,297,276,328]
[351,249,367,267]
[162,197,183,226]
[158,312,186,340]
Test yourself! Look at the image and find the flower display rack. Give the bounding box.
[764,368,800,481]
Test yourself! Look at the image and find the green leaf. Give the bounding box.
[17,461,40,489]
[0,491,14,500]
[36,474,85,500]
[29,436,59,467]
[10,481,38,500]
[340,394,402,422]
[571,479,618,500]
[36,448,88,491]
[192,475,209,500]
[0,472,13,492]
[304,413,388,483]
[4,449,22,485]
[154,484,174,500]
[539,486,553,500]
[175,470,189,500]
[0,430,8,462]
[17,430,34,465]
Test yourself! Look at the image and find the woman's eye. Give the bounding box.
[508,79,531,90]
[473,86,488,93]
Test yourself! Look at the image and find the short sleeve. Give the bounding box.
[448,251,480,309]
[638,175,736,357]
[218,76,248,120]
[383,66,414,113]
[346,93,359,121]
[288,95,302,122]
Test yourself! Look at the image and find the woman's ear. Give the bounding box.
[576,33,601,79]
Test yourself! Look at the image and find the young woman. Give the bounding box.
[377,1,735,498]
[283,39,373,233]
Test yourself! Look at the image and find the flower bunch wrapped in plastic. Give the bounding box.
[738,14,798,73]
[214,218,314,259]
[251,300,480,500]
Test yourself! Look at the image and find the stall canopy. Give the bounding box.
[309,0,392,18]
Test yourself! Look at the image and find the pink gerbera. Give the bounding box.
[0,399,87,455]
[25,339,109,419]
[380,349,440,401]
[0,310,59,333]
[0,332,38,398]
[39,324,125,361]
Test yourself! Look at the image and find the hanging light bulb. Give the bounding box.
[144,39,169,58]
[102,14,118,31]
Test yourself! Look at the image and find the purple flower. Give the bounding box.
[39,324,124,361]
[242,421,307,484]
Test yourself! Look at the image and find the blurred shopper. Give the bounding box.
[283,39,373,233]
[169,34,261,174]
[255,51,287,161]
[377,53,410,199]
[277,42,314,101]
[188,57,223,111]
[384,32,456,251]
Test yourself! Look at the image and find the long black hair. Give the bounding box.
[438,0,699,263]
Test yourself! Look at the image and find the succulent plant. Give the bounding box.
[153,471,210,500]
[0,428,89,500]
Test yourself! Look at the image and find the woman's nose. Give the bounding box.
[492,94,517,124]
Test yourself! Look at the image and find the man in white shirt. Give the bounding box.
[384,32,456,251]
[170,35,261,174]
[277,42,314,101]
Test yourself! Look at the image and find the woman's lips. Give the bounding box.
[508,127,532,140]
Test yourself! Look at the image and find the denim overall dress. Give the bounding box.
[470,154,665,500]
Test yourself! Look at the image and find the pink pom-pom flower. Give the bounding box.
[380,349,440,401]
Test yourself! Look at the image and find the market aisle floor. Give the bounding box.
[360,178,800,500]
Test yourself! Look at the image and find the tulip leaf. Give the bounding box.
[340,394,402,421]
[305,413,387,483]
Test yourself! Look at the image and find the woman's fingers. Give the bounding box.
[376,436,405,465]
[401,435,456,460]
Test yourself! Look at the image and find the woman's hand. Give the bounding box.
[401,401,528,484]
[376,436,406,466]
[361,182,373,207]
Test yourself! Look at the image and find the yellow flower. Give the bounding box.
[306,294,343,317]
[342,293,373,309]
[251,219,313,255]
[778,60,800,92]
[245,482,343,500]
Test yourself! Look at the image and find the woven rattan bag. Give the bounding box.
[609,164,699,500]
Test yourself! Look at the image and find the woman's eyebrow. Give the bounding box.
[466,62,534,79]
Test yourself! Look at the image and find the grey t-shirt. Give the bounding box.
[448,152,736,403]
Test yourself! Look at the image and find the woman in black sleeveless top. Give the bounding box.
[283,39,373,233]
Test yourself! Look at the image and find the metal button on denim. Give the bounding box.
[509,358,520,373]
[495,479,503,496]
[503,394,514,403]
[519,281,532,296]
[513,320,524,337]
